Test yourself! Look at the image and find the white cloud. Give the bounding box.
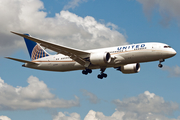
[63,0,88,10]
[0,0,127,56]
[53,110,124,120]
[53,112,81,120]
[84,110,124,120]
[162,65,180,77]
[83,109,180,120]
[0,116,11,120]
[83,110,180,120]
[0,76,79,110]
[54,91,180,120]
[137,0,180,27]
[81,89,100,104]
[113,91,179,115]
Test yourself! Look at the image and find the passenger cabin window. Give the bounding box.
[164,46,171,48]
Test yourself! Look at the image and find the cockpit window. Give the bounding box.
[164,46,171,48]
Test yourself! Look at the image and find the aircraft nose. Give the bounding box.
[171,48,176,56]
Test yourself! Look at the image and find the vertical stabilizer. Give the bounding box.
[23,34,49,60]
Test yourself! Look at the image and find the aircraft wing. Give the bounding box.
[11,31,91,67]
[5,57,38,65]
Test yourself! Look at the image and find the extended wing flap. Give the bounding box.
[5,57,38,65]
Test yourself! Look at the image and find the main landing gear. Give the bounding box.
[97,68,107,79]
[158,59,165,68]
[82,69,92,75]
[82,68,108,79]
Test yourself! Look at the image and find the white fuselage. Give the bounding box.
[24,42,176,72]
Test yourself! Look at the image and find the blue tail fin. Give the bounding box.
[23,34,49,60]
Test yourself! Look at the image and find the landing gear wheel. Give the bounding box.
[97,74,103,79]
[158,59,165,68]
[87,69,92,74]
[158,64,163,68]
[82,70,88,75]
[102,73,107,78]
[82,69,92,75]
[97,68,108,79]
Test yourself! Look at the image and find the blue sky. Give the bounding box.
[0,0,180,120]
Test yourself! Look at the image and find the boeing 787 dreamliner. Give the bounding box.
[6,31,176,79]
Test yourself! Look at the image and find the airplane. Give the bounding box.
[6,31,176,79]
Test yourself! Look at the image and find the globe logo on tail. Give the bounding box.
[31,45,49,60]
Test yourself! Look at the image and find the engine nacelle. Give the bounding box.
[121,63,140,74]
[90,52,111,65]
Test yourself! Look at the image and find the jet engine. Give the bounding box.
[90,52,111,65]
[120,63,140,74]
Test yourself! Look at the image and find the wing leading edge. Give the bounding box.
[11,31,91,67]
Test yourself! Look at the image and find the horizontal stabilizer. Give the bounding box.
[5,57,38,65]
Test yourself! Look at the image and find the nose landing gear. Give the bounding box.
[158,59,165,68]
